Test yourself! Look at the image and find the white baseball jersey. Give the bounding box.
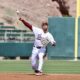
[32,26,56,47]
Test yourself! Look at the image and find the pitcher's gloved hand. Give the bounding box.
[52,42,56,47]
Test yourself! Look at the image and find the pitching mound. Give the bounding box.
[0,73,80,80]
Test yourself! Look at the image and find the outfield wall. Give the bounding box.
[0,43,33,57]
[48,17,75,59]
[0,17,80,60]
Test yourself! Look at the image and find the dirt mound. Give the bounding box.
[0,73,80,80]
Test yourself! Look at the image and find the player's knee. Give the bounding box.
[31,60,36,66]
[31,54,35,60]
[39,55,43,60]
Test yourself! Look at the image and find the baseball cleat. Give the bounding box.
[35,72,43,76]
[34,70,39,73]
[35,70,43,76]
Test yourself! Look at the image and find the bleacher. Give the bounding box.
[0,23,34,60]
[0,26,15,30]
[0,24,34,43]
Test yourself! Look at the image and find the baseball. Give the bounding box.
[16,10,20,14]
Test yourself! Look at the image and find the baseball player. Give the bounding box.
[19,18,56,75]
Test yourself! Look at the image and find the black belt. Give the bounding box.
[34,46,42,49]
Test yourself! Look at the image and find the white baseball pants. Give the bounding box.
[31,47,46,72]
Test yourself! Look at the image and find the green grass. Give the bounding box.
[0,60,80,74]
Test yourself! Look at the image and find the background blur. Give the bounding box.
[0,0,77,60]
[0,0,76,27]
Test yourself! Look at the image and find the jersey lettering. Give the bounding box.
[37,34,42,40]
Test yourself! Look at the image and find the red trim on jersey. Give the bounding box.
[20,19,32,31]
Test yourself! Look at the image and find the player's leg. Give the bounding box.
[38,52,44,72]
[31,47,39,71]
[31,54,38,70]
[36,48,46,75]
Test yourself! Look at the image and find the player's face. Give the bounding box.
[42,25,48,33]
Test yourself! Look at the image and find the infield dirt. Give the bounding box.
[0,73,80,80]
